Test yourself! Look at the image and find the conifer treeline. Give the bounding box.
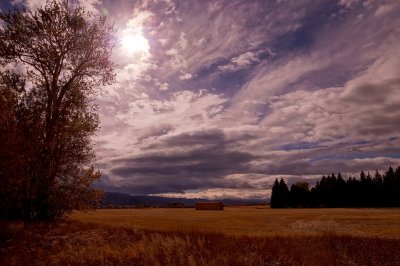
[270,166,400,208]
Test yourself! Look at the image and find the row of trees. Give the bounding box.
[270,166,400,208]
[0,1,115,221]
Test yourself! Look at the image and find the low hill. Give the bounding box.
[102,192,265,208]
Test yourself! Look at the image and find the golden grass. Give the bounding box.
[1,220,400,266]
[70,206,400,238]
[2,207,400,265]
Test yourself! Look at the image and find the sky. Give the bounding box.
[2,0,400,199]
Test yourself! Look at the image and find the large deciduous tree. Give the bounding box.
[0,1,116,221]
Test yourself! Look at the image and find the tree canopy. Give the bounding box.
[0,1,116,221]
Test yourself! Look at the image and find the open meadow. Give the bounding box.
[2,207,400,266]
[71,206,400,238]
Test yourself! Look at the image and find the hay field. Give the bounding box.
[70,206,400,238]
[3,207,400,265]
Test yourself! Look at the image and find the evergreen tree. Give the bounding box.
[270,178,289,208]
[279,179,289,207]
[289,182,311,207]
[270,179,279,208]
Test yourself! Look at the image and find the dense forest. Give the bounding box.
[270,166,400,208]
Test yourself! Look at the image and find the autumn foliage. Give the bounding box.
[0,1,116,221]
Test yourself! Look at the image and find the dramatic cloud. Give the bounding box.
[6,0,400,199]
[218,51,261,72]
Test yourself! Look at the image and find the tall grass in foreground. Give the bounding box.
[1,221,399,266]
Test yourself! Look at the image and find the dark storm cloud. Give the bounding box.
[103,129,256,194]
[257,158,394,177]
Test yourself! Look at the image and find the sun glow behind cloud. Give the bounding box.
[121,30,150,55]
[117,10,153,61]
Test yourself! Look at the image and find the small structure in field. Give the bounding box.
[195,202,224,210]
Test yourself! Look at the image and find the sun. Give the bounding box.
[121,31,150,55]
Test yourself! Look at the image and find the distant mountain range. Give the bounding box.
[102,192,266,207]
